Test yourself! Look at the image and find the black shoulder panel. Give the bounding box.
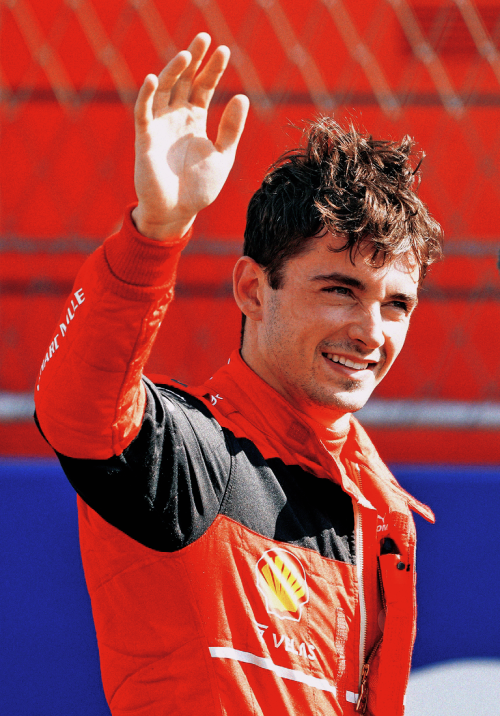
[56,379,231,551]
[54,378,355,563]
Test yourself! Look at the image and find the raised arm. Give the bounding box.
[132,32,249,240]
[35,35,248,460]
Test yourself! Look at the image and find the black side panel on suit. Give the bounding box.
[54,379,231,551]
[50,379,356,563]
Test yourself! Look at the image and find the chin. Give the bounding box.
[324,386,374,414]
[291,372,377,415]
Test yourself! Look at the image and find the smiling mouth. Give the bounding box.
[323,352,376,371]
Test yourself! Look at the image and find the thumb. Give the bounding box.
[215,94,250,155]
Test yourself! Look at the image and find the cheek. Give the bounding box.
[263,303,305,359]
[277,303,319,340]
[322,301,356,324]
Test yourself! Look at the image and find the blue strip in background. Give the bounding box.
[0,459,499,715]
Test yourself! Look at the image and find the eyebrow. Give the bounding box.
[310,271,419,307]
[310,271,366,290]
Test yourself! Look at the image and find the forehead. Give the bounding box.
[285,233,420,289]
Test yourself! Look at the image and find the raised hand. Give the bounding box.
[131,33,249,240]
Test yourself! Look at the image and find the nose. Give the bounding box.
[347,304,385,349]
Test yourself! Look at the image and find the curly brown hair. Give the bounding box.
[243,118,443,291]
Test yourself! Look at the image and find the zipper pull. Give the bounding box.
[355,663,370,713]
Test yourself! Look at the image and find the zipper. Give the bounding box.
[377,558,387,611]
[355,636,383,713]
[320,451,375,711]
[355,484,389,712]
[352,462,367,692]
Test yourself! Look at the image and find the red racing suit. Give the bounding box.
[35,207,435,716]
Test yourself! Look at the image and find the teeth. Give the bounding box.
[326,353,369,370]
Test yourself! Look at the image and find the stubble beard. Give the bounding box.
[298,374,371,414]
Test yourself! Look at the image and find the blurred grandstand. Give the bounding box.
[1,0,500,462]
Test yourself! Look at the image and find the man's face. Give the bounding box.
[244,233,419,426]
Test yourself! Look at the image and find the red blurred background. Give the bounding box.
[1,0,500,462]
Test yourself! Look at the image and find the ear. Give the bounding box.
[233,256,266,322]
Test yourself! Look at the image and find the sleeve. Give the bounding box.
[34,205,191,460]
[50,380,232,551]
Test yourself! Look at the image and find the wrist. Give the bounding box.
[131,205,196,241]
[101,205,192,289]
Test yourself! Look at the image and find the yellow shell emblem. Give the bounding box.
[256,548,309,622]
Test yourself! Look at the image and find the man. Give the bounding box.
[35,33,442,716]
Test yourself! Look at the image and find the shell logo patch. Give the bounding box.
[256,548,309,622]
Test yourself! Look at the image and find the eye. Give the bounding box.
[322,285,352,296]
[388,300,410,314]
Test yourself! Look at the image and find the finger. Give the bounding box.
[190,45,230,109]
[215,94,250,154]
[170,32,211,105]
[134,74,158,131]
[153,50,192,114]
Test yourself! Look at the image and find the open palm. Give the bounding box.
[133,33,249,240]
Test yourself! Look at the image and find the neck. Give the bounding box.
[240,345,352,433]
[303,408,352,433]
